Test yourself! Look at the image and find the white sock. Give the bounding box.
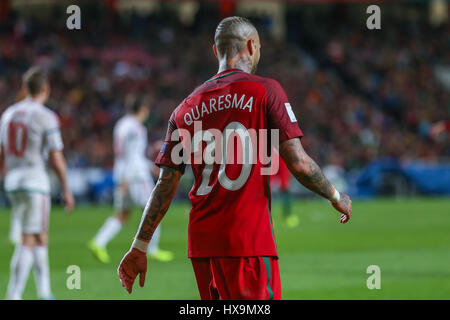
[147,225,161,255]
[6,245,21,299]
[7,245,33,300]
[33,246,52,299]
[94,217,122,247]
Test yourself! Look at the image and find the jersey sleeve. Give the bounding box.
[43,110,64,151]
[264,78,303,142]
[113,131,123,157]
[155,110,186,173]
[0,112,6,148]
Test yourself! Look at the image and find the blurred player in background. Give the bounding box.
[89,94,173,263]
[430,120,450,139]
[0,67,75,300]
[6,87,32,246]
[118,17,352,300]
[270,149,298,228]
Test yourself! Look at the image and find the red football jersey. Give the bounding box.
[156,69,303,258]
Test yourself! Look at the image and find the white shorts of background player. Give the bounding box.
[8,191,51,243]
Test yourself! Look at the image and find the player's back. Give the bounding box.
[157,69,302,258]
[113,114,150,183]
[0,98,63,193]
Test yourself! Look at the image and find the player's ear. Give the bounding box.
[43,83,50,98]
[247,39,254,56]
[213,44,218,59]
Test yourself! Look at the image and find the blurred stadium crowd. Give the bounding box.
[0,1,448,172]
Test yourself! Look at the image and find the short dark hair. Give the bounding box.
[125,93,150,114]
[23,66,48,96]
[214,16,256,57]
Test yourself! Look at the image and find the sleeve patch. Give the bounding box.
[284,103,297,122]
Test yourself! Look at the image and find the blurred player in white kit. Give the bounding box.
[89,94,173,263]
[0,67,75,299]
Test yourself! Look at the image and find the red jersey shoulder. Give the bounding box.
[251,75,304,142]
[230,73,289,106]
[252,76,287,100]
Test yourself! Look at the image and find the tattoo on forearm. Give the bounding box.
[279,138,334,200]
[136,166,182,241]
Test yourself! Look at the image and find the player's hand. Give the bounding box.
[330,192,352,223]
[429,121,446,139]
[63,189,75,214]
[118,248,147,294]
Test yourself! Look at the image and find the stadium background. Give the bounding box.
[0,0,449,299]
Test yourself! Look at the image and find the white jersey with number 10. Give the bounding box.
[0,97,63,194]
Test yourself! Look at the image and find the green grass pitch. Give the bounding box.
[0,197,449,299]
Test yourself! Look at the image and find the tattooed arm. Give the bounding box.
[118,165,182,293]
[279,138,352,223]
[135,166,182,242]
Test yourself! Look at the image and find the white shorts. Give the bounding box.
[114,179,154,211]
[8,192,51,234]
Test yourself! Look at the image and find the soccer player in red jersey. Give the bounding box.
[118,16,352,300]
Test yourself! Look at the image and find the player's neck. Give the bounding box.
[133,113,146,124]
[218,57,252,74]
[29,94,46,104]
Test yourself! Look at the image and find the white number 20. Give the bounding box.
[195,122,253,195]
